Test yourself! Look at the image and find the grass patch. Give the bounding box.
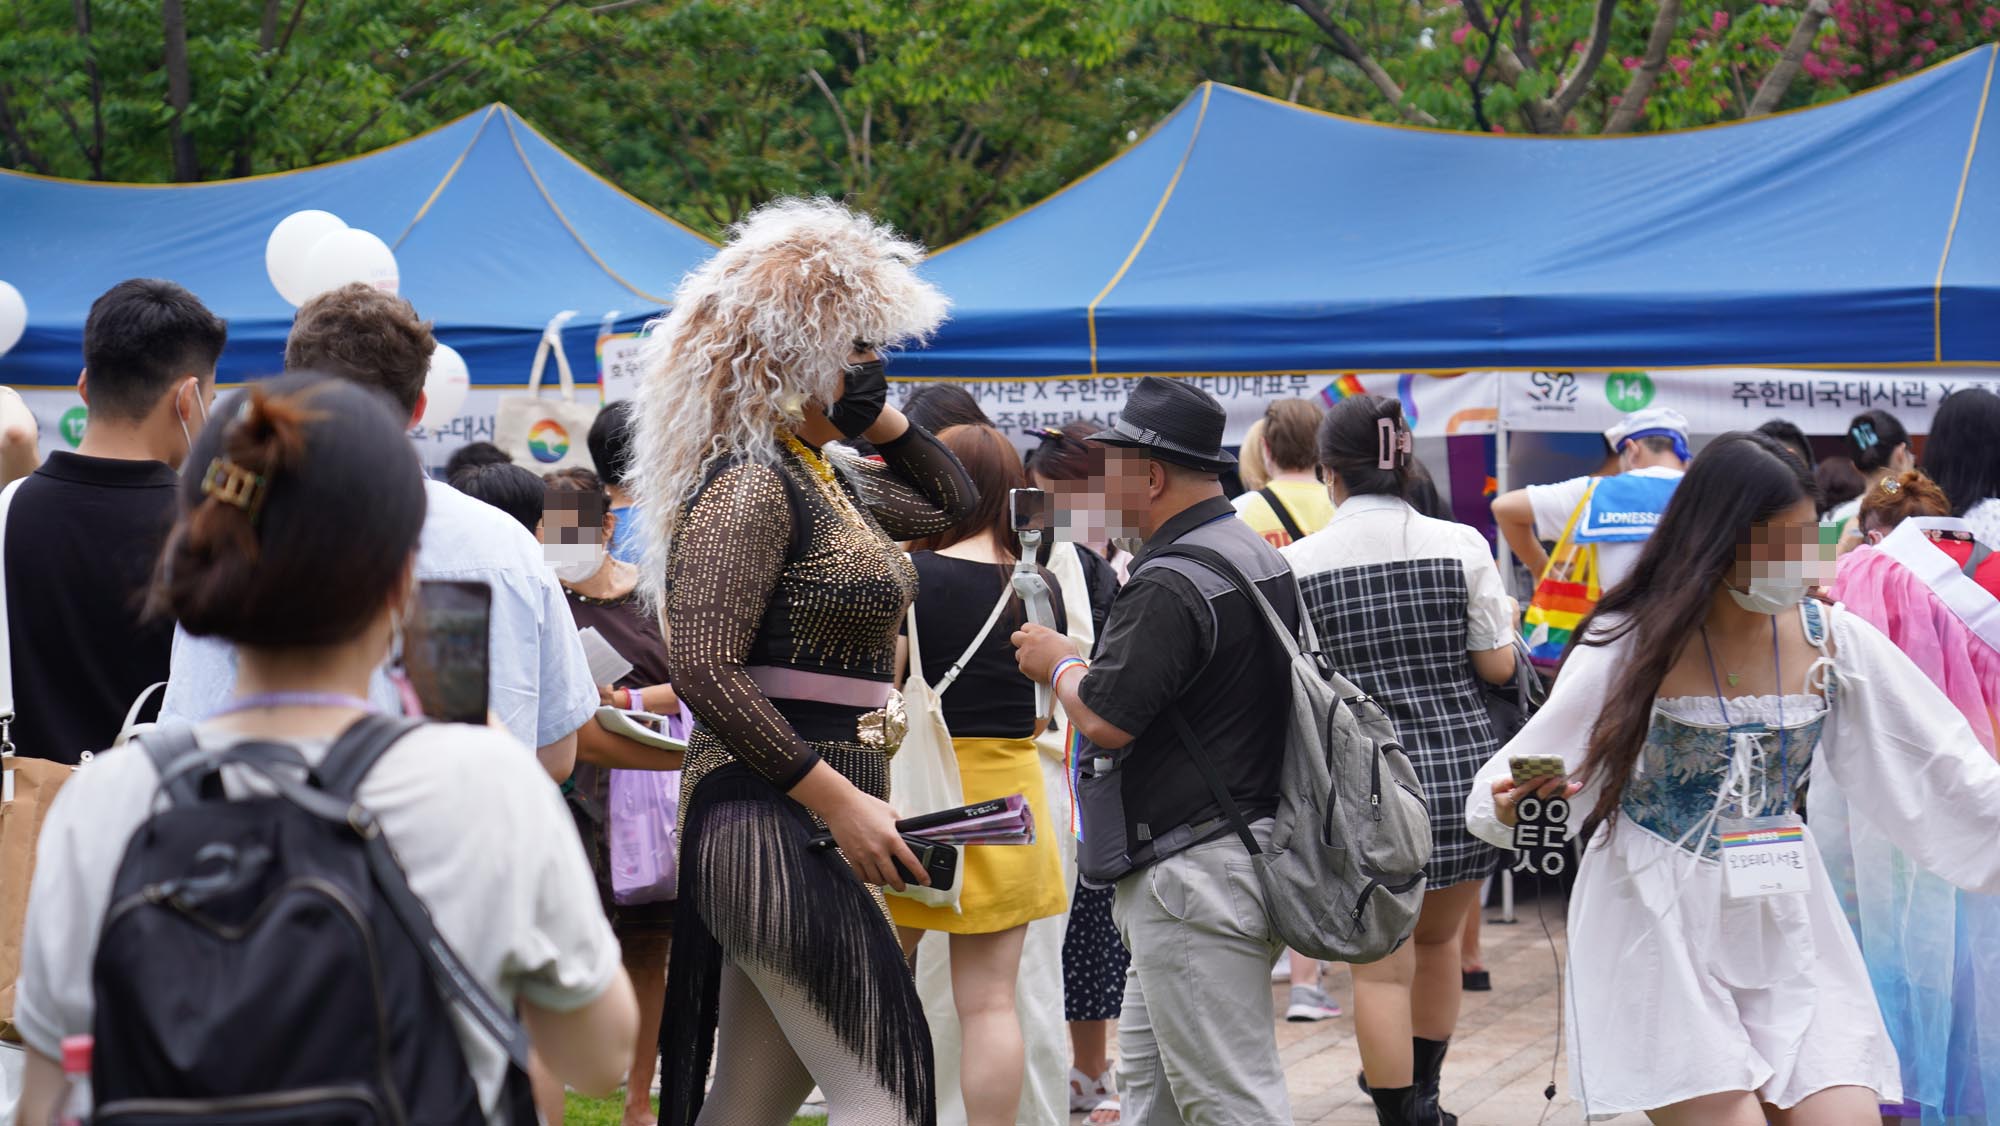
[562,1092,820,1126]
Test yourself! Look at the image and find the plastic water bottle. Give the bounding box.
[49,1034,90,1126]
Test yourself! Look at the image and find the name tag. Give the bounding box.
[1719,814,1810,899]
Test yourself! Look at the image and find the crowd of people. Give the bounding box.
[3,196,2000,1126]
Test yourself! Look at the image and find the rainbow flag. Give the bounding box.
[1720,825,1805,847]
[1317,373,1366,408]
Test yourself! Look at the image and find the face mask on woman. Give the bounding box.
[546,542,605,585]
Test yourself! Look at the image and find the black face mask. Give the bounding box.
[826,357,889,439]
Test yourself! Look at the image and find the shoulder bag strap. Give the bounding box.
[1540,480,1597,584]
[1257,486,1306,542]
[1964,541,1994,580]
[936,583,1015,697]
[0,477,26,749]
[1146,543,1315,859]
[136,722,206,807]
[314,714,536,1072]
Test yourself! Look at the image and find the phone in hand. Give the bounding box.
[403,580,492,724]
[891,834,959,889]
[1508,754,1566,786]
[1009,487,1050,535]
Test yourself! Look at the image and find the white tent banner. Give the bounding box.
[1496,367,2000,435]
[892,371,1500,443]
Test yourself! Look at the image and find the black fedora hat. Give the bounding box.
[1089,376,1237,473]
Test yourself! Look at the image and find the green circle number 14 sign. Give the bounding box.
[1605,370,1656,413]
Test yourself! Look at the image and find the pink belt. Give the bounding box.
[745,665,892,709]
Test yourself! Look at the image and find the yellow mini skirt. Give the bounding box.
[888,735,1068,935]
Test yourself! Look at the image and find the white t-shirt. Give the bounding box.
[1524,466,1684,592]
[163,479,598,751]
[1283,492,1514,652]
[14,721,620,1123]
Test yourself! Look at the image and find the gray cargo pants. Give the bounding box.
[1111,819,1291,1125]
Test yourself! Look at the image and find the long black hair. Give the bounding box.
[1571,432,1818,831]
[1920,387,2000,517]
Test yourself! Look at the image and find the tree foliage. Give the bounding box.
[0,0,1992,247]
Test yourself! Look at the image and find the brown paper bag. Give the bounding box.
[0,755,71,1043]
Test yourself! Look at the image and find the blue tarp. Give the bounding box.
[0,105,711,387]
[906,45,2000,379]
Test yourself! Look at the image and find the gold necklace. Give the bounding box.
[780,431,836,485]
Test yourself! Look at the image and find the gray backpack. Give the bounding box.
[1157,543,1432,964]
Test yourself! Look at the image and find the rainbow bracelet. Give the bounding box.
[1050,656,1089,688]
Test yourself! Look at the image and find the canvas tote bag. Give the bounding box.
[496,312,598,474]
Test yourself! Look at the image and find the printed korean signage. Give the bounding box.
[1499,367,2000,434]
[900,371,1501,444]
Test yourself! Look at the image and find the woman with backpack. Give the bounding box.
[13,374,637,1124]
[1281,394,1518,1126]
[632,199,977,1126]
[1470,432,2000,1124]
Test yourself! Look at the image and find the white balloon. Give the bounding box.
[0,281,24,357]
[423,344,470,425]
[298,228,399,302]
[265,210,348,307]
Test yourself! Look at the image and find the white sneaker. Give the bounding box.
[1285,984,1343,1022]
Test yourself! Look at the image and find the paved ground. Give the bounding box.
[1074,891,1645,1126]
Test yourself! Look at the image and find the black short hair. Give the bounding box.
[449,461,545,533]
[587,400,638,487]
[82,279,227,422]
[445,441,512,479]
[151,373,425,647]
[901,384,992,433]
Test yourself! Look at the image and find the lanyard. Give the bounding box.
[1699,618,1789,798]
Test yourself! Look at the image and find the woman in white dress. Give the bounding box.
[1466,432,2000,1125]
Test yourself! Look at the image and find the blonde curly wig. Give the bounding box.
[629,198,950,609]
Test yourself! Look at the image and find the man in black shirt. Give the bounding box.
[1013,376,1297,1125]
[2,280,224,763]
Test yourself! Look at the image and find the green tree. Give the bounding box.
[1,0,1990,247]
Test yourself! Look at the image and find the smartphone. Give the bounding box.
[403,580,492,724]
[1009,487,1049,535]
[891,834,960,889]
[1509,754,1566,786]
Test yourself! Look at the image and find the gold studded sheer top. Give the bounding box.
[665,425,976,790]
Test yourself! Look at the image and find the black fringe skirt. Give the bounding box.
[660,759,935,1126]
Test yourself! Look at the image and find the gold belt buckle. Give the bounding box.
[857,690,907,752]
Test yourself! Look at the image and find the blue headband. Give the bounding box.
[1620,428,1689,461]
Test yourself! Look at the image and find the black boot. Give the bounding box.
[1369,1085,1417,1126]
[1412,1036,1458,1126]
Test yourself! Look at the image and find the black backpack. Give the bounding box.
[90,715,537,1125]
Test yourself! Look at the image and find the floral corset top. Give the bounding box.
[1619,693,1827,857]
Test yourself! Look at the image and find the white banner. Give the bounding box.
[16,386,531,478]
[896,372,1500,444]
[597,331,647,403]
[1497,367,2000,435]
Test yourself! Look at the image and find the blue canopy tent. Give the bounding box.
[905,45,2000,379]
[0,105,713,389]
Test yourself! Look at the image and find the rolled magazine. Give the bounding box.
[809,794,1036,848]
